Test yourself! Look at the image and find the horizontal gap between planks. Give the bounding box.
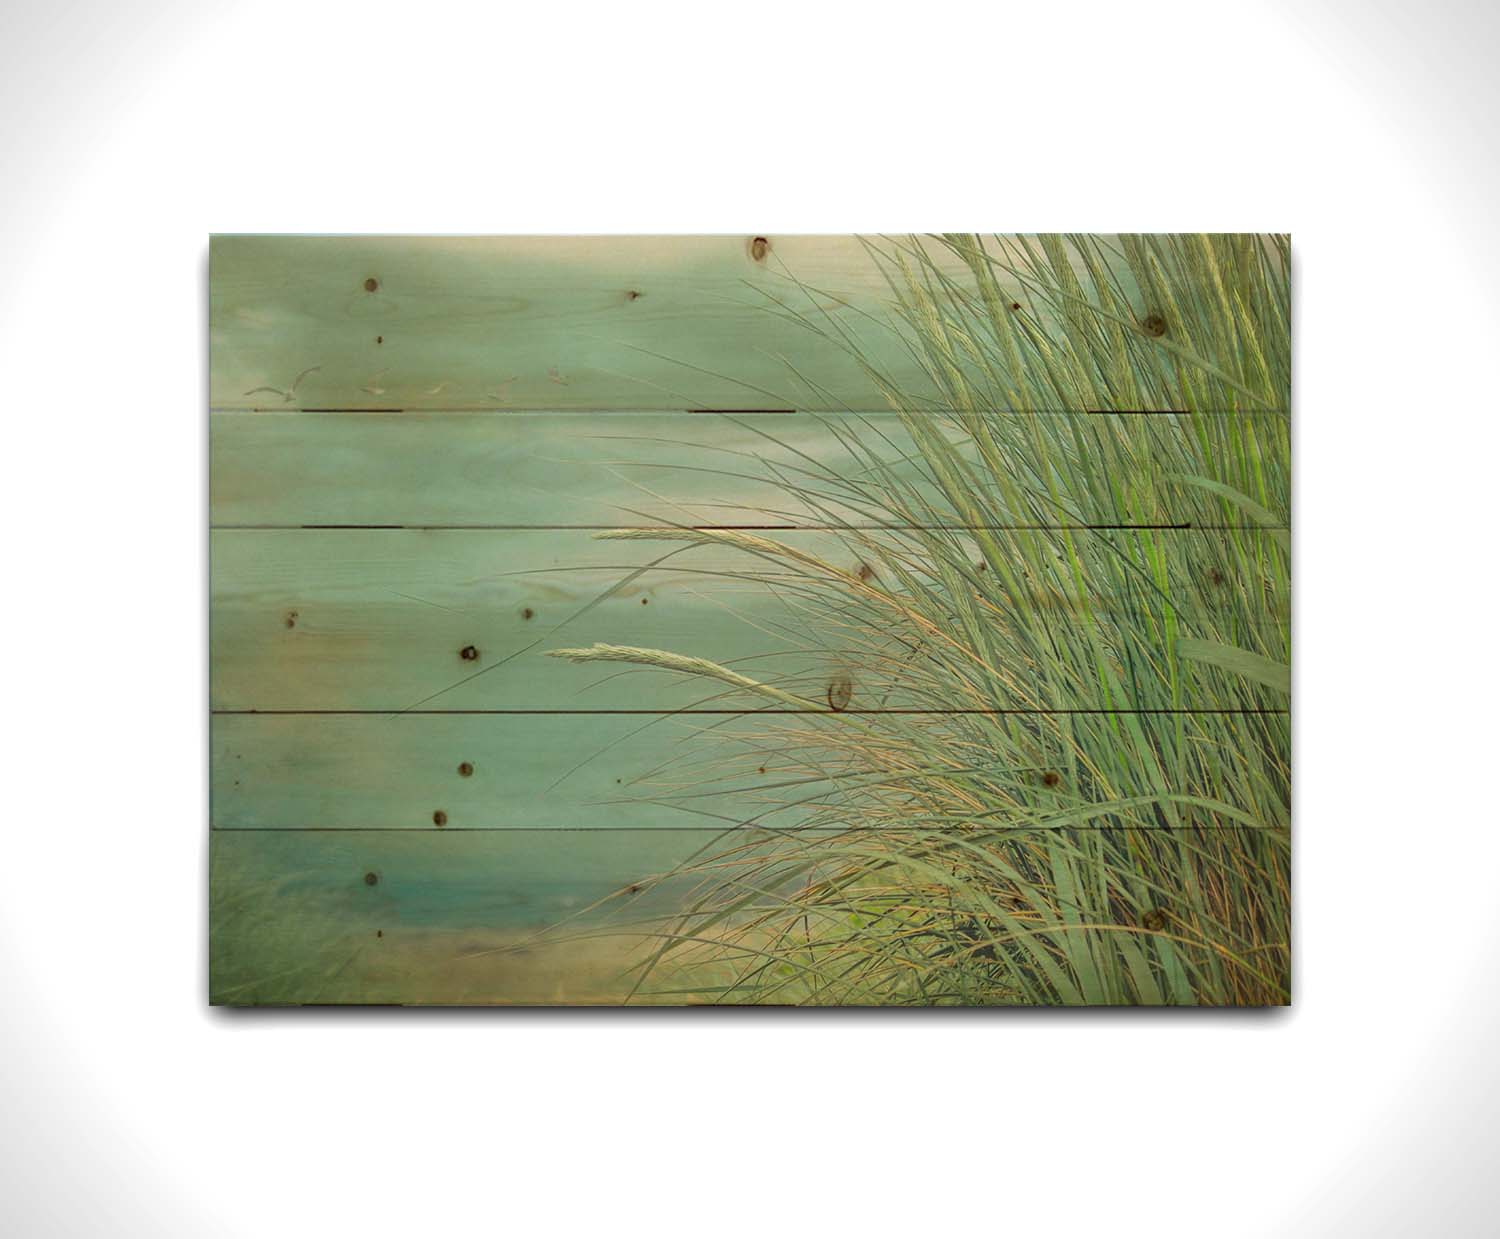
[213,708,1289,717]
[211,523,1288,532]
[210,825,1287,833]
[208,414,1290,423]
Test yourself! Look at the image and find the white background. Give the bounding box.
[2,1,1497,1234]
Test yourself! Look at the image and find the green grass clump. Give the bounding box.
[552,234,1290,1005]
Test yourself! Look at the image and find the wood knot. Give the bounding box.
[457,761,474,777]
[826,675,853,711]
[364,277,379,293]
[459,645,479,661]
[749,236,770,262]
[363,871,379,886]
[1140,313,1167,337]
[1141,908,1167,932]
[432,810,448,827]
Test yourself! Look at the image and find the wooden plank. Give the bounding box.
[209,824,1289,1005]
[210,528,1287,712]
[210,235,952,412]
[210,235,1289,413]
[213,710,1289,832]
[210,409,1291,529]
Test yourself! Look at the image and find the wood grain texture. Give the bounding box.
[211,527,1286,711]
[211,235,952,412]
[210,409,1290,529]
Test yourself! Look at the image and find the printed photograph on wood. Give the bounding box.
[209,234,1291,1005]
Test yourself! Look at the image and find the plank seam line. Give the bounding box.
[211,708,1290,717]
[209,523,1290,532]
[208,414,1290,423]
[209,825,1288,833]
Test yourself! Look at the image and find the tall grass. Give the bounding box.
[550,234,1290,1005]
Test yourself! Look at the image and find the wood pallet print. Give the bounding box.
[209,234,1291,1006]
